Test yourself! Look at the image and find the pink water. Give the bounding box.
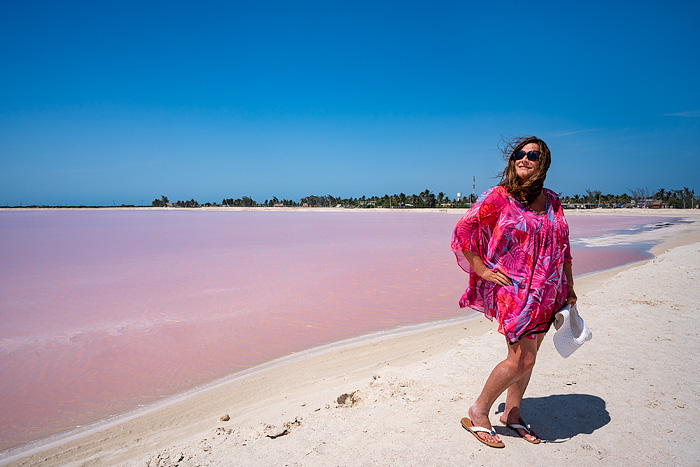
[0,210,676,449]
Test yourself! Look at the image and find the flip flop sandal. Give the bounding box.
[505,422,541,444]
[460,417,505,448]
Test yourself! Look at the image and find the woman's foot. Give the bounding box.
[467,404,502,445]
[499,414,540,444]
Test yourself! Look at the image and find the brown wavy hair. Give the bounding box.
[498,136,551,205]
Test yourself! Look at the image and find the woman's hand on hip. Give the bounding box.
[483,269,512,287]
[462,250,512,287]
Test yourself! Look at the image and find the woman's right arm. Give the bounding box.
[462,250,512,287]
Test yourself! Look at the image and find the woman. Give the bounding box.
[451,136,576,448]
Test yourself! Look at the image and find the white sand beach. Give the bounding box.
[2,210,699,466]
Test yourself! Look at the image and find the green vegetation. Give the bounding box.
[151,195,199,208]
[151,195,169,207]
[151,187,697,209]
[560,187,697,209]
[4,187,696,209]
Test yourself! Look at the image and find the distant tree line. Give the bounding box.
[151,195,169,207]
[151,195,200,208]
[560,187,696,209]
[297,190,477,208]
[151,187,697,209]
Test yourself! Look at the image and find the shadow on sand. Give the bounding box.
[495,394,610,443]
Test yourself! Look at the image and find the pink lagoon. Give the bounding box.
[0,210,678,450]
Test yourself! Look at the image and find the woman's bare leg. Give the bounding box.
[499,333,546,441]
[467,336,539,445]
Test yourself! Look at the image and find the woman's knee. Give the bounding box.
[519,352,537,372]
[507,342,538,373]
[500,354,535,379]
[501,358,531,376]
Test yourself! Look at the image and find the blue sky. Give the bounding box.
[1,0,698,205]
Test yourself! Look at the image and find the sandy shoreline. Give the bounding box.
[2,215,699,466]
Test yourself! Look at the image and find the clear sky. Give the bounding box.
[1,0,698,206]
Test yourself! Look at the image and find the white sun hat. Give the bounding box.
[553,304,592,358]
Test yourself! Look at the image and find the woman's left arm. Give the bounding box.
[563,261,577,306]
[554,190,577,306]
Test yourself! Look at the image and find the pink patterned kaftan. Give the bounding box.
[452,186,572,344]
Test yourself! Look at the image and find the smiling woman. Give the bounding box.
[498,136,552,208]
[452,135,576,447]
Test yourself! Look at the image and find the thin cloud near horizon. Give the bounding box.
[548,129,598,138]
[663,110,700,118]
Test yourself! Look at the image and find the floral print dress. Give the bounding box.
[451,186,572,344]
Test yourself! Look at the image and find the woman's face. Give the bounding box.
[515,142,541,183]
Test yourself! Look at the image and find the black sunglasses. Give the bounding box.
[512,150,542,162]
